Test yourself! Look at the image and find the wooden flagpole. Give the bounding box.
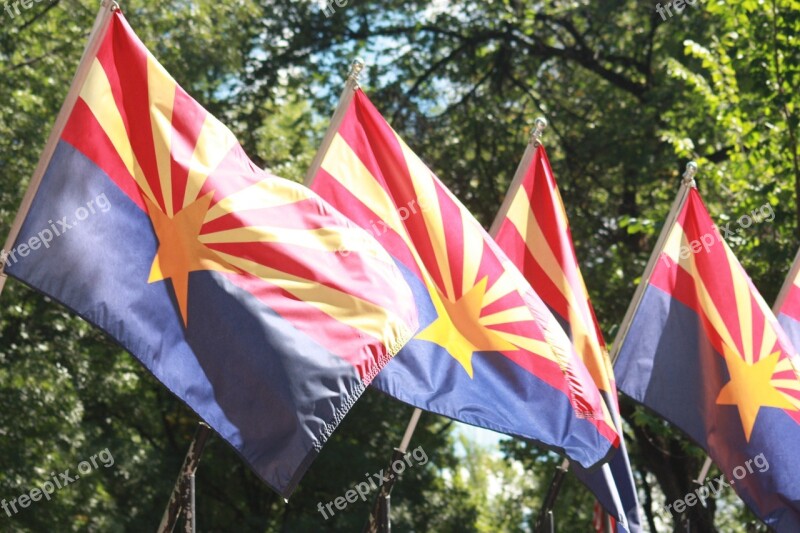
[609,162,698,363]
[362,408,422,533]
[487,117,546,237]
[772,245,800,314]
[303,58,363,188]
[0,0,119,298]
[157,422,213,533]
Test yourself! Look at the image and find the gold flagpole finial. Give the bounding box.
[530,116,548,146]
[683,161,698,188]
[347,58,365,88]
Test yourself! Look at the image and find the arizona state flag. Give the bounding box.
[309,89,618,467]
[614,187,800,530]
[775,248,800,351]
[1,12,417,496]
[492,144,641,531]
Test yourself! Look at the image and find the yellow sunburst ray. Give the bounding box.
[758,323,779,364]
[785,396,800,410]
[493,330,557,364]
[80,59,158,206]
[198,225,391,263]
[460,208,483,296]
[661,222,685,264]
[724,245,755,363]
[146,55,177,217]
[506,191,595,334]
[395,132,456,301]
[204,178,312,223]
[479,305,533,327]
[775,358,800,373]
[181,113,238,209]
[320,134,416,250]
[683,253,738,355]
[771,379,800,392]
[481,270,518,308]
[215,251,406,343]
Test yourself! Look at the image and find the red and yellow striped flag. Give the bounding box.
[492,143,641,531]
[309,90,619,468]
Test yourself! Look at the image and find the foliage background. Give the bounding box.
[0,0,798,531]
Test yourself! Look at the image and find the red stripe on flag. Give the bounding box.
[337,92,448,293]
[97,15,166,211]
[496,223,572,321]
[61,99,147,211]
[650,254,730,360]
[168,87,210,213]
[200,198,335,234]
[205,239,402,314]
[677,191,744,356]
[220,272,383,379]
[781,285,800,322]
[312,168,424,280]
[435,182,466,298]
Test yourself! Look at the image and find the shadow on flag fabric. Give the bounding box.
[775,248,800,351]
[1,12,418,497]
[308,89,619,468]
[613,187,800,531]
[491,143,641,532]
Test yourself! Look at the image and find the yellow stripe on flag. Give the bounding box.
[215,251,407,345]
[146,55,177,216]
[199,226,390,262]
[395,133,457,301]
[182,113,238,207]
[204,178,312,223]
[80,59,157,205]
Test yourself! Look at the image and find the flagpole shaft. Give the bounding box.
[488,141,537,238]
[304,61,363,188]
[0,0,117,299]
[363,408,422,533]
[772,245,800,314]
[158,423,212,533]
[695,456,713,485]
[535,458,570,533]
[398,408,422,452]
[609,168,696,363]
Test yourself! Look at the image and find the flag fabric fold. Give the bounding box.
[1,12,418,497]
[775,248,800,351]
[492,144,641,531]
[308,89,619,469]
[614,187,800,531]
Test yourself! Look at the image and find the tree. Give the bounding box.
[1,0,798,530]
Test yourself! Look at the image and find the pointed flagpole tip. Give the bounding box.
[683,161,698,187]
[347,58,366,88]
[530,116,548,146]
